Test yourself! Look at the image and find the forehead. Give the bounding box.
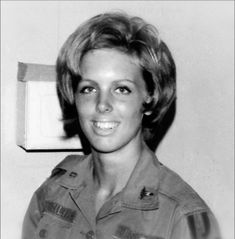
[80,48,142,79]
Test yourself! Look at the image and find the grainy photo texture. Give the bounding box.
[22,11,221,239]
[1,2,233,239]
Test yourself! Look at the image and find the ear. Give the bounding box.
[144,111,152,116]
[143,96,153,116]
[145,96,152,104]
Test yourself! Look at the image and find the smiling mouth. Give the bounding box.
[93,121,119,130]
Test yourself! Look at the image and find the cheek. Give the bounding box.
[119,100,144,121]
[75,98,93,118]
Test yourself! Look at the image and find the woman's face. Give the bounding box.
[75,49,149,153]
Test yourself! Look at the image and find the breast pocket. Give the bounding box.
[34,213,73,239]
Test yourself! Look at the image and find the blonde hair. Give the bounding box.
[56,12,176,143]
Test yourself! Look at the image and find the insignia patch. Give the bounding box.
[44,200,76,223]
[114,225,164,239]
[50,168,67,178]
[187,212,211,239]
[139,187,157,200]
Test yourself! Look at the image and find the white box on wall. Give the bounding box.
[17,62,81,150]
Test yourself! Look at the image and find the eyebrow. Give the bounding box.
[80,78,136,85]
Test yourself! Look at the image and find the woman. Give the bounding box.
[22,12,221,239]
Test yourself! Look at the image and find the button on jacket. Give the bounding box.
[22,147,221,239]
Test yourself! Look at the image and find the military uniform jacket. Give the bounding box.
[22,147,221,239]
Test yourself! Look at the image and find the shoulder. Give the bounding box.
[157,164,221,235]
[26,154,88,220]
[50,154,86,177]
[36,154,88,195]
[53,154,86,171]
[158,164,210,216]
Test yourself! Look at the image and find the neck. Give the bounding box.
[92,136,145,194]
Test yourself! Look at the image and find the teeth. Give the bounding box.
[94,121,118,129]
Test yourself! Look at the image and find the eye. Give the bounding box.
[79,86,96,94]
[115,86,132,95]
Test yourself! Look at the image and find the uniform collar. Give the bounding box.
[55,145,162,213]
[120,145,161,210]
[54,155,96,228]
[54,154,93,190]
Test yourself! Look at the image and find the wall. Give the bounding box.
[1,1,234,239]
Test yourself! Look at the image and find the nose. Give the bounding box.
[96,91,113,113]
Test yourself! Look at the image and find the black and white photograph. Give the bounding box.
[1,1,234,239]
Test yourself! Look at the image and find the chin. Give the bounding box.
[90,140,120,154]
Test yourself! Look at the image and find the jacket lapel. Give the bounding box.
[56,155,97,229]
[55,146,162,224]
[121,145,161,210]
[97,145,161,219]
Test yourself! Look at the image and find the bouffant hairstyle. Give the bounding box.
[56,12,176,147]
